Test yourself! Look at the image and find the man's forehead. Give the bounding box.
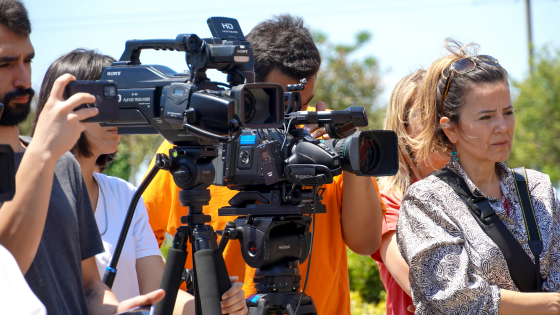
[0,25,33,57]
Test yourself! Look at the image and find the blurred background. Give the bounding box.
[20,0,560,313]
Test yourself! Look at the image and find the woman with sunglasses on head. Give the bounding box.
[397,39,560,314]
[31,48,248,315]
[371,69,449,315]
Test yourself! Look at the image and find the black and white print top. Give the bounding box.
[397,161,560,314]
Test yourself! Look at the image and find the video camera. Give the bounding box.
[0,103,16,203]
[95,17,398,315]
[99,17,283,146]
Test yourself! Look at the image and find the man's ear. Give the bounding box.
[440,117,458,144]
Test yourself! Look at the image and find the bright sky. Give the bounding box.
[26,0,560,106]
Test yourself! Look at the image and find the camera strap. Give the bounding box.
[432,167,544,292]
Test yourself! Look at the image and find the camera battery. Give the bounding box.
[257,141,284,185]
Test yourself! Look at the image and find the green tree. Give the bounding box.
[347,248,386,305]
[104,134,164,183]
[507,47,560,183]
[313,30,385,129]
[313,30,387,307]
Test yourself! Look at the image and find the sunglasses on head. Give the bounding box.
[440,55,500,116]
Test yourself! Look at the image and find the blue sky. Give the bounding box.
[26,0,560,106]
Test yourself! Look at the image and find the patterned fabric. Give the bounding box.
[397,161,560,314]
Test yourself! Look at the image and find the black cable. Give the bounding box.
[103,161,162,288]
[294,185,318,315]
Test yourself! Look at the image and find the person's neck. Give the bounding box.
[76,154,100,211]
[458,156,501,198]
[0,125,25,152]
[417,160,438,179]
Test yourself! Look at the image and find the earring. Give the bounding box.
[450,144,459,163]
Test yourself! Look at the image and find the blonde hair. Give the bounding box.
[410,38,508,163]
[378,70,425,199]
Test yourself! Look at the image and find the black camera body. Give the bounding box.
[216,107,399,275]
[99,17,284,146]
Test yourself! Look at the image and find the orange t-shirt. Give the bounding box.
[143,119,385,315]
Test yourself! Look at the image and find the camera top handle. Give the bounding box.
[117,34,203,65]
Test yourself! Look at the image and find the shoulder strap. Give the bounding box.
[432,168,541,292]
[512,167,544,289]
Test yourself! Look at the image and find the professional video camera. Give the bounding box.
[212,83,397,314]
[0,103,16,203]
[97,17,398,315]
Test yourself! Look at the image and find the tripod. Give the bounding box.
[103,145,231,315]
[154,146,231,315]
[218,184,329,315]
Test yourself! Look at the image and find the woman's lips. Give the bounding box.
[492,141,508,146]
[107,129,119,135]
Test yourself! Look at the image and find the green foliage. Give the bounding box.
[347,247,386,305]
[314,29,387,307]
[507,47,560,183]
[313,30,385,129]
[17,96,37,136]
[350,290,386,315]
[103,134,164,183]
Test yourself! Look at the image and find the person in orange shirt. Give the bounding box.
[143,14,386,315]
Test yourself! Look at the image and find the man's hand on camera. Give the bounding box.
[220,276,247,315]
[303,101,330,139]
[30,73,97,161]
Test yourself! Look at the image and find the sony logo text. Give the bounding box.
[107,71,121,76]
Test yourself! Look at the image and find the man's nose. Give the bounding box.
[13,61,31,90]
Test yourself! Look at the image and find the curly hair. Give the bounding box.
[246,14,321,82]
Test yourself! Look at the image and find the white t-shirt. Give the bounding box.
[93,172,162,302]
[0,244,46,315]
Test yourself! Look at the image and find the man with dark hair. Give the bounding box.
[144,14,385,314]
[0,0,164,313]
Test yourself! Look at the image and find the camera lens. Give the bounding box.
[243,90,256,123]
[104,86,117,98]
[359,134,379,173]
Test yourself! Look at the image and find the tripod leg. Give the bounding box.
[154,227,190,315]
[191,223,231,315]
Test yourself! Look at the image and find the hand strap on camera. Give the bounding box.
[432,167,544,292]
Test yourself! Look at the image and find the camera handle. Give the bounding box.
[117,34,203,65]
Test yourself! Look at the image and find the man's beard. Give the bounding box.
[0,87,35,127]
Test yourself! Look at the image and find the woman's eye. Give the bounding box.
[479,115,491,120]
[504,111,514,115]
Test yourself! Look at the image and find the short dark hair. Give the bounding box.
[0,0,31,37]
[246,14,321,82]
[31,48,117,168]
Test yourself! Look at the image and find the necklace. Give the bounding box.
[93,175,109,236]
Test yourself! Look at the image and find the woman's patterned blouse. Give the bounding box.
[397,161,560,314]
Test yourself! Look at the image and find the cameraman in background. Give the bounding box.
[0,1,164,313]
[143,14,386,315]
